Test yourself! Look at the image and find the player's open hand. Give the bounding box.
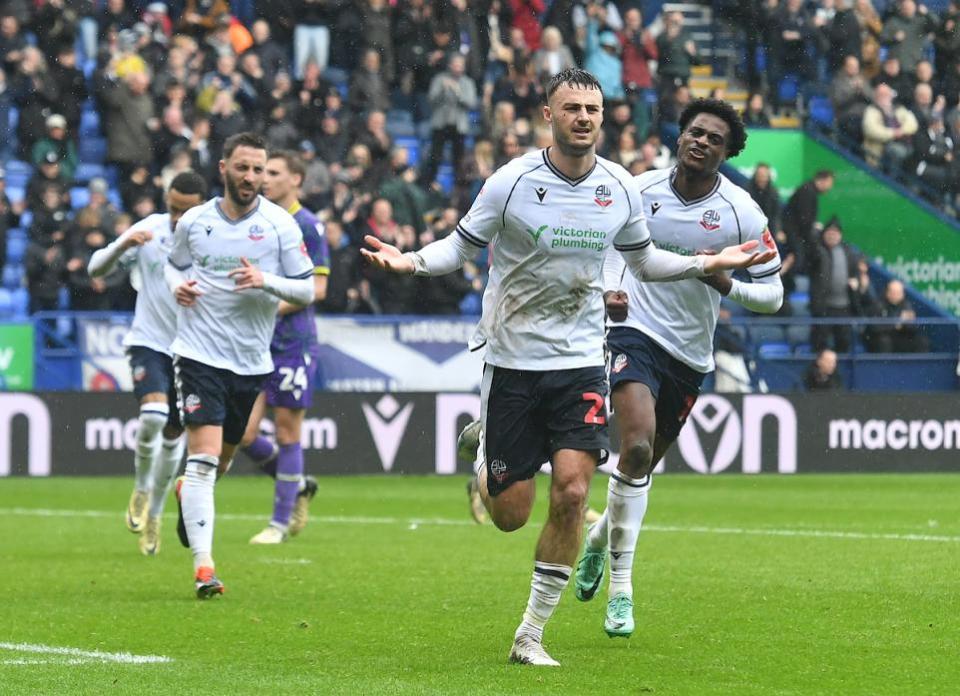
[703,240,777,274]
[360,235,415,274]
[122,229,153,250]
[228,257,264,291]
[603,290,629,322]
[175,279,202,307]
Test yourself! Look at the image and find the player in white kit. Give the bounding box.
[164,133,315,598]
[574,99,784,636]
[361,70,776,665]
[87,171,208,555]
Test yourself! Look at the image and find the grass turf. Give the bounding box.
[0,474,957,695]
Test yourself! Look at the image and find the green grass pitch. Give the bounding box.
[0,474,957,695]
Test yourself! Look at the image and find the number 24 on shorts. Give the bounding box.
[278,366,308,392]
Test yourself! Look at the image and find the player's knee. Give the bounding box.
[490,505,531,532]
[138,404,169,442]
[551,477,589,516]
[621,436,654,476]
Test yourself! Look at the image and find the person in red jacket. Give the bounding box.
[618,7,658,135]
[511,0,546,51]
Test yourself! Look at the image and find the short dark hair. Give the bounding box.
[814,169,834,180]
[545,68,603,100]
[169,170,208,198]
[267,149,306,182]
[678,98,748,158]
[222,131,267,160]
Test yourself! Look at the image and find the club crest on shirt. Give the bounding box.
[132,365,147,382]
[248,224,265,241]
[594,184,613,208]
[612,353,628,374]
[761,228,777,251]
[699,210,721,231]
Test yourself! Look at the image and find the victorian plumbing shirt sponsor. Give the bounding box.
[110,213,179,356]
[458,149,655,371]
[168,196,314,375]
[606,169,780,373]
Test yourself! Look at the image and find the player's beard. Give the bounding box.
[553,126,596,158]
[224,171,259,208]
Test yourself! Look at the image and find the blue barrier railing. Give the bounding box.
[25,311,960,392]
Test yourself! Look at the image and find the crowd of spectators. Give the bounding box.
[0,0,938,360]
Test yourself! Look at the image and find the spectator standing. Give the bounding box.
[871,56,913,100]
[862,81,919,171]
[26,152,70,213]
[179,0,230,40]
[360,0,396,84]
[853,0,884,78]
[532,26,576,82]
[293,0,343,78]
[584,18,624,101]
[768,0,814,99]
[247,19,289,83]
[656,11,698,104]
[423,54,477,187]
[348,49,391,117]
[831,55,873,140]
[804,349,845,390]
[618,8,657,135]
[934,0,960,81]
[100,70,157,177]
[826,0,863,73]
[0,14,27,75]
[782,169,834,273]
[49,43,88,135]
[11,46,60,159]
[809,217,861,352]
[912,110,956,201]
[880,0,938,74]
[510,0,546,52]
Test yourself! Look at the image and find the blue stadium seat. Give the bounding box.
[386,120,417,138]
[416,120,432,140]
[759,342,792,358]
[79,137,108,164]
[70,187,91,209]
[749,323,786,345]
[79,110,101,137]
[395,136,420,166]
[6,227,26,241]
[794,274,810,294]
[6,186,24,205]
[2,263,23,289]
[436,164,455,194]
[778,75,800,105]
[19,210,33,229]
[107,188,123,210]
[7,106,17,131]
[11,287,28,319]
[75,162,106,184]
[387,109,413,125]
[5,234,26,264]
[808,97,834,128]
[0,288,12,319]
[5,159,32,178]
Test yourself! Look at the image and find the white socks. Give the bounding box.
[148,434,184,518]
[515,562,571,643]
[182,454,218,571]
[135,404,168,491]
[606,473,650,599]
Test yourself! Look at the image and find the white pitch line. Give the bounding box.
[0,642,172,665]
[1,507,959,544]
[258,558,313,565]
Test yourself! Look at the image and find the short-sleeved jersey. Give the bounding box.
[114,213,179,355]
[458,148,652,371]
[611,168,780,373]
[270,202,330,354]
[168,196,314,375]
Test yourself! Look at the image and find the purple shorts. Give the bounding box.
[264,346,320,410]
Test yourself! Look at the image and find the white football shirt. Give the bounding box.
[112,213,180,356]
[609,168,781,373]
[168,196,313,375]
[459,148,653,371]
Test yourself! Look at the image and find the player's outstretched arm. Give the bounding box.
[360,235,416,274]
[701,240,778,274]
[88,229,153,277]
[361,232,474,277]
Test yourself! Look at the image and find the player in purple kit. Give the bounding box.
[240,150,329,544]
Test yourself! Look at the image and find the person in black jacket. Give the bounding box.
[782,169,834,273]
[804,348,845,390]
[808,217,862,352]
